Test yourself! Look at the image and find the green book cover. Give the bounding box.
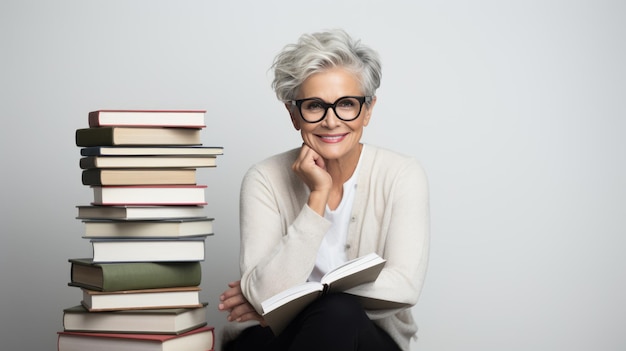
[69,258,201,291]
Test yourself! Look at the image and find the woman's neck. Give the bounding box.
[324,143,363,209]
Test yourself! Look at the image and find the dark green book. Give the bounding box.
[68,258,201,291]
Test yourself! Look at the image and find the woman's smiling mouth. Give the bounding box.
[317,133,348,143]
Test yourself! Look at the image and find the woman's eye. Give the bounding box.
[337,99,356,109]
[337,102,353,108]
[304,101,324,110]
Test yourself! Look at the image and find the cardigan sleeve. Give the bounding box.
[238,161,332,313]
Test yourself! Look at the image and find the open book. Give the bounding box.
[260,252,386,335]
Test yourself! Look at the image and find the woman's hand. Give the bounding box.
[218,280,266,326]
[292,144,331,215]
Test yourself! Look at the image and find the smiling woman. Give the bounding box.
[288,67,376,212]
[217,29,430,351]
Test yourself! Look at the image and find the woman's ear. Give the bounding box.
[286,103,301,131]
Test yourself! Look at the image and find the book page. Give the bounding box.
[321,252,385,288]
[261,281,323,313]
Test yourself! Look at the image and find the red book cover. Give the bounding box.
[58,325,214,350]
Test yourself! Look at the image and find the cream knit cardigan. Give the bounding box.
[229,144,429,351]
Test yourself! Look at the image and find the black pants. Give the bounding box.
[223,293,401,351]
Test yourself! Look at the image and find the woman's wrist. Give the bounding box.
[307,189,329,216]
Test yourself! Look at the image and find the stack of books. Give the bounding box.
[57,110,222,351]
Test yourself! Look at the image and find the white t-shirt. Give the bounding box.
[308,152,363,282]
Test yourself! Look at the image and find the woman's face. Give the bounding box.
[288,67,376,163]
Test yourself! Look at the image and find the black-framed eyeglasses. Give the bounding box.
[289,96,373,123]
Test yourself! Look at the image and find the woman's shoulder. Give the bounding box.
[363,144,425,170]
[361,144,429,190]
[242,148,300,182]
[252,148,299,170]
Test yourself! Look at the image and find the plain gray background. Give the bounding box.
[1,1,624,350]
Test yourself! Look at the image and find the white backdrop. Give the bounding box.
[1,1,624,350]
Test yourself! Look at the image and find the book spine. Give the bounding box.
[88,111,102,127]
[82,169,103,186]
[80,147,102,156]
[76,128,114,147]
[321,283,330,295]
[79,157,97,169]
[100,261,202,291]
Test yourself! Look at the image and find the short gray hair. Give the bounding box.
[271,29,382,102]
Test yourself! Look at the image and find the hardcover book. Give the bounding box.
[57,325,214,351]
[261,252,386,335]
[81,169,198,186]
[76,127,202,146]
[82,217,214,238]
[68,258,201,291]
[80,286,203,312]
[62,304,208,334]
[88,109,207,128]
[80,146,223,156]
[90,236,209,263]
[91,185,207,206]
[79,156,217,169]
[76,205,207,220]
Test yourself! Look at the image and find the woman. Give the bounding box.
[219,29,429,351]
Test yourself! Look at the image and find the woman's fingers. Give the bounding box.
[227,301,259,322]
[218,280,244,311]
[218,280,267,325]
